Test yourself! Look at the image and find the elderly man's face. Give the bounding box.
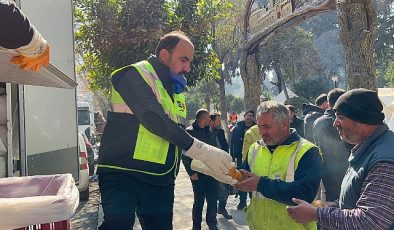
[333,113,363,145]
[257,112,289,145]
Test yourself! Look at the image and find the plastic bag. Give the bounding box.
[0,174,79,230]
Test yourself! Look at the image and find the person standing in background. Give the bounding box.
[230,109,256,210]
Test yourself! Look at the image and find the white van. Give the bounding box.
[0,0,88,196]
[77,101,95,139]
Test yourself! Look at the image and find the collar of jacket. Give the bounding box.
[236,120,256,129]
[303,104,325,115]
[350,124,389,162]
[147,55,174,97]
[324,109,336,117]
[192,121,210,132]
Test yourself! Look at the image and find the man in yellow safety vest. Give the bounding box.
[97,31,236,230]
[235,101,322,230]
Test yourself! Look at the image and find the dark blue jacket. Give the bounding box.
[230,120,255,160]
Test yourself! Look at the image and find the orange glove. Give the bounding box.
[11,45,50,72]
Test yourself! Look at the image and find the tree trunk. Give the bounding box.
[240,52,262,111]
[204,95,211,111]
[274,64,289,100]
[337,0,377,90]
[217,70,230,138]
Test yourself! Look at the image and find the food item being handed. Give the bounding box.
[228,167,242,182]
[311,200,326,208]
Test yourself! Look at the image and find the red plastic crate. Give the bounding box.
[13,220,70,230]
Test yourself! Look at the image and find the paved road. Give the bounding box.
[72,164,249,229]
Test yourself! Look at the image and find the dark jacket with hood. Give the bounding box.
[313,109,353,201]
[290,115,305,138]
[182,122,219,176]
[211,127,229,152]
[302,103,325,142]
[230,120,256,160]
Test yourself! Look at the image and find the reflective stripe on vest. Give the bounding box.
[106,61,179,170]
[246,139,318,230]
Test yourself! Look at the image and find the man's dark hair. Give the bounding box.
[328,88,346,108]
[155,31,191,57]
[244,109,255,117]
[210,112,221,121]
[286,104,295,113]
[315,94,328,106]
[195,109,209,121]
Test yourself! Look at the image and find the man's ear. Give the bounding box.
[159,49,170,63]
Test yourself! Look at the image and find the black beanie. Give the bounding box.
[245,109,255,116]
[333,88,385,125]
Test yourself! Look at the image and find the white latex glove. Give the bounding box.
[185,138,233,175]
[191,160,237,185]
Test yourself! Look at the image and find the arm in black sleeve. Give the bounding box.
[238,155,251,171]
[230,131,236,157]
[218,130,229,152]
[0,1,33,49]
[182,154,195,176]
[257,147,322,205]
[112,66,194,150]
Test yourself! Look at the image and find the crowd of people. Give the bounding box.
[95,31,393,230]
[2,3,392,229]
[180,87,394,230]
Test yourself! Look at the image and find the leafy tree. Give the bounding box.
[259,27,322,100]
[75,0,229,95]
[210,0,244,134]
[384,61,394,87]
[184,79,219,120]
[226,94,244,114]
[375,0,394,87]
[293,78,329,102]
[75,0,167,95]
[301,12,346,83]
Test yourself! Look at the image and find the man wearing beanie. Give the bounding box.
[288,88,394,229]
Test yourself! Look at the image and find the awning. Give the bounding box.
[0,51,77,89]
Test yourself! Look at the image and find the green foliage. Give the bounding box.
[293,78,328,102]
[165,0,233,85]
[226,94,244,114]
[375,1,394,87]
[259,27,322,87]
[185,90,205,121]
[75,0,166,95]
[384,61,394,87]
[285,96,309,116]
[184,78,219,120]
[75,0,233,95]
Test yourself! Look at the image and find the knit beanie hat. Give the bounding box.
[333,88,385,125]
[245,109,255,117]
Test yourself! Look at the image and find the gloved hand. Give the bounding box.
[11,45,50,72]
[10,26,50,72]
[184,138,233,175]
[191,159,237,185]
